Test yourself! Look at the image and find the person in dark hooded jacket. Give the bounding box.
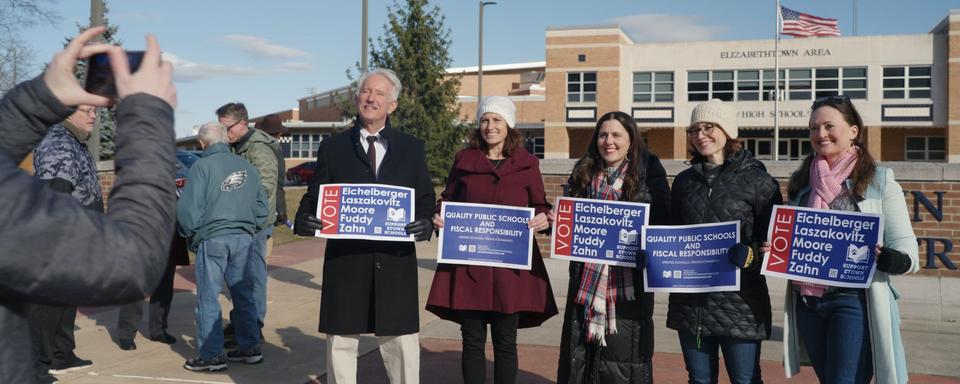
[555,111,670,384]
[0,28,178,384]
[668,99,782,384]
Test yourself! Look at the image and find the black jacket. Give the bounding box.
[0,77,177,382]
[557,153,670,384]
[666,149,782,341]
[296,119,435,336]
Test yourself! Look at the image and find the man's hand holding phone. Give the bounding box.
[43,26,176,108]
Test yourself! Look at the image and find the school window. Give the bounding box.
[905,136,945,161]
[688,67,866,102]
[289,134,327,159]
[633,72,674,103]
[736,70,760,101]
[567,72,597,103]
[883,66,931,99]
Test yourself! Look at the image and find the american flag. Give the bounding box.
[780,5,840,38]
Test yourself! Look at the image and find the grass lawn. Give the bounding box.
[274,186,309,246]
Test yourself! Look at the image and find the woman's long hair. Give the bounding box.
[787,99,876,201]
[567,111,649,202]
[468,117,523,158]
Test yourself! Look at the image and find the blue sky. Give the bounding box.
[17,0,956,138]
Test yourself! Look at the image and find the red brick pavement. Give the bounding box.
[310,338,959,384]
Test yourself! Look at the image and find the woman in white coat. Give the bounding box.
[768,95,917,384]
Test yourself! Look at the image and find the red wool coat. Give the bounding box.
[426,147,559,328]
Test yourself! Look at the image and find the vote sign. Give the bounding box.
[314,183,415,241]
[551,197,649,267]
[762,205,883,288]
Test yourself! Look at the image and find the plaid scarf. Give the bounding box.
[574,160,635,346]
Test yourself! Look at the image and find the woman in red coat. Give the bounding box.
[427,96,559,384]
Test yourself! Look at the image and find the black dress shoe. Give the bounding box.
[118,338,137,351]
[149,332,177,344]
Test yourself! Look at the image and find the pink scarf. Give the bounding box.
[796,146,859,297]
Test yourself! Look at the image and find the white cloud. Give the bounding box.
[163,53,267,82]
[162,53,311,82]
[222,35,311,59]
[611,14,727,42]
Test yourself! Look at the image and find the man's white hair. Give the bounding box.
[356,68,402,102]
[197,122,229,146]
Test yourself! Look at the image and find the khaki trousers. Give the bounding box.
[325,333,420,384]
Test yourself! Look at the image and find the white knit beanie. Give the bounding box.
[476,96,516,128]
[690,99,738,139]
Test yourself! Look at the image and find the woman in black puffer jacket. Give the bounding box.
[669,100,783,384]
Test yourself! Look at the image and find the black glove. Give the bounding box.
[405,218,433,242]
[294,212,324,237]
[635,249,648,271]
[275,211,289,227]
[877,246,912,274]
[729,243,753,269]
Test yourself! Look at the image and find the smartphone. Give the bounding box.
[84,50,145,97]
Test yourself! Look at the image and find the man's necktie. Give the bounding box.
[366,135,378,177]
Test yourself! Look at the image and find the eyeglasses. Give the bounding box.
[811,95,851,110]
[224,119,245,131]
[686,123,716,136]
[76,107,96,117]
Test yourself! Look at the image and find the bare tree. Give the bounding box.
[0,38,35,93]
[0,0,58,93]
[0,0,59,40]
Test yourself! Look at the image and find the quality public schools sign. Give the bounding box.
[314,183,415,241]
[437,202,534,270]
[551,197,649,267]
[643,222,741,293]
[762,205,883,288]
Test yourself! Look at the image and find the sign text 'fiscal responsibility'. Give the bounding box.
[437,202,534,270]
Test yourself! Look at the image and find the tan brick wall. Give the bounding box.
[456,70,532,99]
[546,34,622,46]
[546,47,620,69]
[646,128,677,159]
[299,103,343,122]
[880,127,945,161]
[458,99,547,125]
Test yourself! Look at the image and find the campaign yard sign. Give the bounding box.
[314,184,415,241]
[551,197,649,267]
[642,222,741,293]
[762,205,883,288]
[437,202,534,270]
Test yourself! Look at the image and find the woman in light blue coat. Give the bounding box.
[769,95,917,384]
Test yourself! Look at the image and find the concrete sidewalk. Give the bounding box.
[55,238,959,383]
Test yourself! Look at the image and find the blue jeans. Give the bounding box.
[795,291,873,384]
[194,233,259,359]
[678,331,762,384]
[250,226,272,324]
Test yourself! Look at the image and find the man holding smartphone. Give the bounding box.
[0,27,178,383]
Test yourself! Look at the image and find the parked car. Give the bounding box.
[286,161,316,186]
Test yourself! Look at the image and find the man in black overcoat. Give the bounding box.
[294,68,434,384]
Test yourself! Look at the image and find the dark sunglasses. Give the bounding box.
[811,95,851,110]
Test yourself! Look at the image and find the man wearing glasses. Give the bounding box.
[29,105,101,382]
[215,102,279,348]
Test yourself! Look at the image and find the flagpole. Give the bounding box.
[774,0,781,161]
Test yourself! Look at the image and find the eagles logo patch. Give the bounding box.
[221,170,247,191]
